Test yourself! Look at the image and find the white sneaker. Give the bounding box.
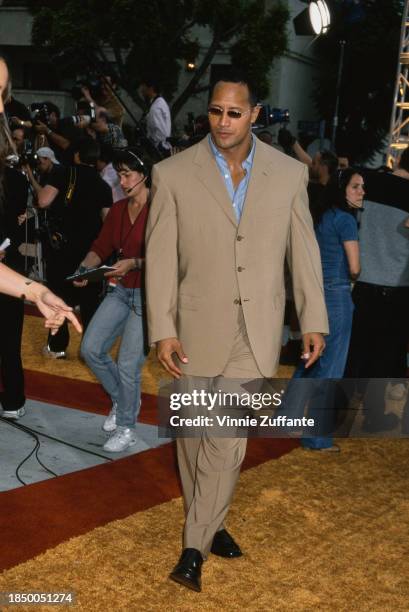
[42,345,67,359]
[102,399,142,432]
[102,402,118,432]
[2,407,26,419]
[103,426,138,452]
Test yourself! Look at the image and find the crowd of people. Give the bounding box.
[0,52,408,593]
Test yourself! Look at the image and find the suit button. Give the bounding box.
[237,235,244,241]
[237,266,245,272]
[234,298,241,305]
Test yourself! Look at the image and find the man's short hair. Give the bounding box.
[140,77,161,93]
[11,126,25,137]
[399,146,409,172]
[210,69,258,107]
[319,149,339,177]
[74,138,100,166]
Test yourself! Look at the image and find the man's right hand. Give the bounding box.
[156,337,188,379]
[34,120,49,135]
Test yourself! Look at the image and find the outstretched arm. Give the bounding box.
[0,263,82,334]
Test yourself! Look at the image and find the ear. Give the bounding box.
[250,104,261,124]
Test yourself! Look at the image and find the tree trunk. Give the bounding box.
[171,33,220,119]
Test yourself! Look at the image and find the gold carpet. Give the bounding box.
[22,314,167,396]
[1,438,409,611]
[22,314,295,396]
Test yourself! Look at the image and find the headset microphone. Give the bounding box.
[125,175,147,194]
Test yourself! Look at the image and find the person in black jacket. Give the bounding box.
[0,165,29,418]
[25,138,113,357]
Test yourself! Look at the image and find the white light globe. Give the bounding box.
[309,1,331,35]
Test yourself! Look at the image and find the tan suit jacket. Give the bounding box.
[145,137,328,377]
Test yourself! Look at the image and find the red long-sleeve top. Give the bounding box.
[91,198,148,288]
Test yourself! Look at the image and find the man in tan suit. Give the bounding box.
[145,71,328,592]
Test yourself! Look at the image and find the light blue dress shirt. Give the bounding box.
[208,134,256,223]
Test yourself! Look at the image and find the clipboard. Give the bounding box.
[66,265,116,283]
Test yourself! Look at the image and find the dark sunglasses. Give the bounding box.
[207,106,251,120]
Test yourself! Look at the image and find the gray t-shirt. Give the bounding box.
[359,172,409,287]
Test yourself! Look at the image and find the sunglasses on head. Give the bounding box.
[207,106,251,120]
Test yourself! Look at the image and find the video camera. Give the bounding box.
[62,101,97,128]
[167,112,210,151]
[71,73,104,102]
[255,105,290,128]
[30,102,51,127]
[6,139,38,170]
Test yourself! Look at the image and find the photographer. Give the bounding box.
[140,78,171,157]
[23,146,65,247]
[69,100,126,148]
[24,146,64,202]
[86,107,127,149]
[26,138,113,358]
[11,126,26,154]
[5,92,32,131]
[80,75,125,127]
[32,101,76,165]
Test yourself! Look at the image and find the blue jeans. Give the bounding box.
[284,283,354,449]
[81,285,148,428]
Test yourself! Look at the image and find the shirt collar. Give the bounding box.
[208,133,256,168]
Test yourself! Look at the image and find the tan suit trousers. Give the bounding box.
[176,307,262,558]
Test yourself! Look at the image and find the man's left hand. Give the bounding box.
[301,332,325,369]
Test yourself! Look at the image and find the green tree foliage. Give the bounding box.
[313,0,403,163]
[28,0,289,118]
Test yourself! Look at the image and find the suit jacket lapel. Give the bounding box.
[193,138,238,227]
[239,141,273,229]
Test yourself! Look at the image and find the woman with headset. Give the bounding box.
[76,149,150,452]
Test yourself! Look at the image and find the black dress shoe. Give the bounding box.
[169,548,203,592]
[211,529,243,558]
